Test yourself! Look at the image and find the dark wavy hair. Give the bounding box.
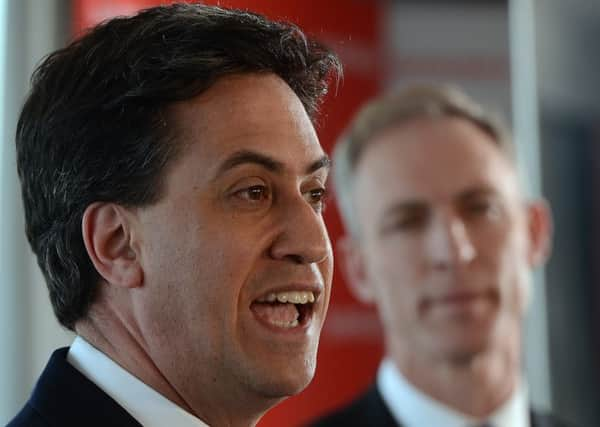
[16,3,341,330]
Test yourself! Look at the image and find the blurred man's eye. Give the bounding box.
[463,197,502,220]
[381,212,428,234]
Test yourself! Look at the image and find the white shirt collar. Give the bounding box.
[67,336,209,427]
[377,358,530,427]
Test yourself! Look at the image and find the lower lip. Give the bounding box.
[432,294,491,314]
[250,303,314,335]
[442,294,481,304]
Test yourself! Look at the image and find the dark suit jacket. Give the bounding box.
[7,347,142,427]
[309,383,573,427]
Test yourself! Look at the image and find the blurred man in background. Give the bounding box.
[312,85,570,427]
[9,3,340,426]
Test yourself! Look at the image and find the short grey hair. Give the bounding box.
[333,83,512,238]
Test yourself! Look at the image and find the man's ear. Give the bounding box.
[82,202,143,288]
[337,234,375,304]
[526,199,553,267]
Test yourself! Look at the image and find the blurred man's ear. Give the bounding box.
[526,199,553,267]
[82,202,143,289]
[337,234,375,304]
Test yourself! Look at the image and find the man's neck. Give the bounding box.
[75,310,195,413]
[389,343,520,417]
[75,296,270,427]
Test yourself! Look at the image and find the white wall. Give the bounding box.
[0,1,73,424]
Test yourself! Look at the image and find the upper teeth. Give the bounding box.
[258,291,315,304]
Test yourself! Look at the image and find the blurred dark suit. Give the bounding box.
[310,384,572,427]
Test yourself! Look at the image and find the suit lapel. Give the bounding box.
[366,385,404,427]
[28,347,142,427]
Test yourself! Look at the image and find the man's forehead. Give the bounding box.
[163,73,324,173]
[356,157,516,195]
[168,73,304,123]
[380,184,506,210]
[357,118,516,181]
[353,134,522,221]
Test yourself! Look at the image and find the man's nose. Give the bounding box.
[269,196,331,265]
[426,214,476,269]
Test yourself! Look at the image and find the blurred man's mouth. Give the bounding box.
[440,291,485,305]
[423,289,498,318]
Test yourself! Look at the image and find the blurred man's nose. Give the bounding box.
[426,213,476,269]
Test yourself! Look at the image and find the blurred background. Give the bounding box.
[1,0,599,426]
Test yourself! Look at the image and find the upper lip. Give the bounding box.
[252,283,323,303]
[434,290,489,304]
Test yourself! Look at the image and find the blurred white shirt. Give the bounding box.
[377,357,529,427]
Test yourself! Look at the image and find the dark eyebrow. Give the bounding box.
[214,150,330,179]
[378,201,428,234]
[381,201,428,221]
[307,155,331,175]
[456,186,499,202]
[214,150,284,179]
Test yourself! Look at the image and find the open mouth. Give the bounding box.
[250,291,316,330]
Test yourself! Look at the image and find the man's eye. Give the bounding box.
[465,199,501,219]
[305,187,328,212]
[468,201,491,213]
[384,215,426,233]
[236,185,270,202]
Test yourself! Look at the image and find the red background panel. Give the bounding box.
[72,1,385,425]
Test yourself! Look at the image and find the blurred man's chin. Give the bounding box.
[433,334,495,364]
[426,312,498,356]
[445,346,489,365]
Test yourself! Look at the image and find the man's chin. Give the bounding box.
[234,331,321,401]
[444,347,487,365]
[434,334,496,365]
[248,375,312,402]
[249,356,317,400]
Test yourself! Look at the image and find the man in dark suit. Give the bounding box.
[312,384,568,427]
[312,86,570,427]
[8,3,340,426]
